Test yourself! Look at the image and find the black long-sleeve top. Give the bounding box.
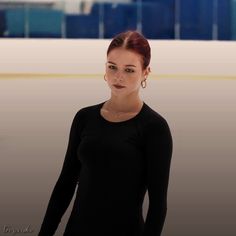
[38,100,173,236]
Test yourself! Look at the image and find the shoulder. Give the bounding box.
[140,103,172,143]
[73,102,102,120]
[70,102,101,132]
[142,104,173,148]
[143,103,170,130]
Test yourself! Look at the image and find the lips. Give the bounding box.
[114,84,125,88]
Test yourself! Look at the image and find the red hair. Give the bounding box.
[107,30,151,71]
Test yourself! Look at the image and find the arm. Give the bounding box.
[38,109,84,236]
[143,119,173,236]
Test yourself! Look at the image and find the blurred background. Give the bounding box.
[0,0,236,40]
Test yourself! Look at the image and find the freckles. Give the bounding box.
[105,72,112,79]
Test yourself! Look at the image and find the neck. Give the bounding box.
[105,96,143,113]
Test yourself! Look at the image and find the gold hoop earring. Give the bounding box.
[141,78,147,88]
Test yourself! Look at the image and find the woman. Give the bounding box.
[38,30,173,236]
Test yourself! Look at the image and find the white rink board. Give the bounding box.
[0,39,236,77]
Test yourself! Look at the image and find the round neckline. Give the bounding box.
[98,100,146,125]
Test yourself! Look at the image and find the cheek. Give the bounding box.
[106,69,116,79]
[129,73,141,82]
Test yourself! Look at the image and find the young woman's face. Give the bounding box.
[105,47,148,97]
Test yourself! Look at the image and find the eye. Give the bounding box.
[108,65,116,70]
[125,68,135,73]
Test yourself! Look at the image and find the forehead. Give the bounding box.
[107,48,142,65]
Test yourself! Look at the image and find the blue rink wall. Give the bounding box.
[0,0,236,40]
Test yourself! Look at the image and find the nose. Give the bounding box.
[115,70,123,80]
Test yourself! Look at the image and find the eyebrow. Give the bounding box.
[107,61,136,67]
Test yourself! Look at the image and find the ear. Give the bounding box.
[143,66,151,77]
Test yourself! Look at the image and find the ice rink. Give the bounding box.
[0,40,236,235]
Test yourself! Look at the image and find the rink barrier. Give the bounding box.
[0,40,236,77]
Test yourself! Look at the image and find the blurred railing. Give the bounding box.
[0,0,235,40]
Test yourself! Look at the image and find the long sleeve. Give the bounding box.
[142,118,173,236]
[38,109,84,236]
